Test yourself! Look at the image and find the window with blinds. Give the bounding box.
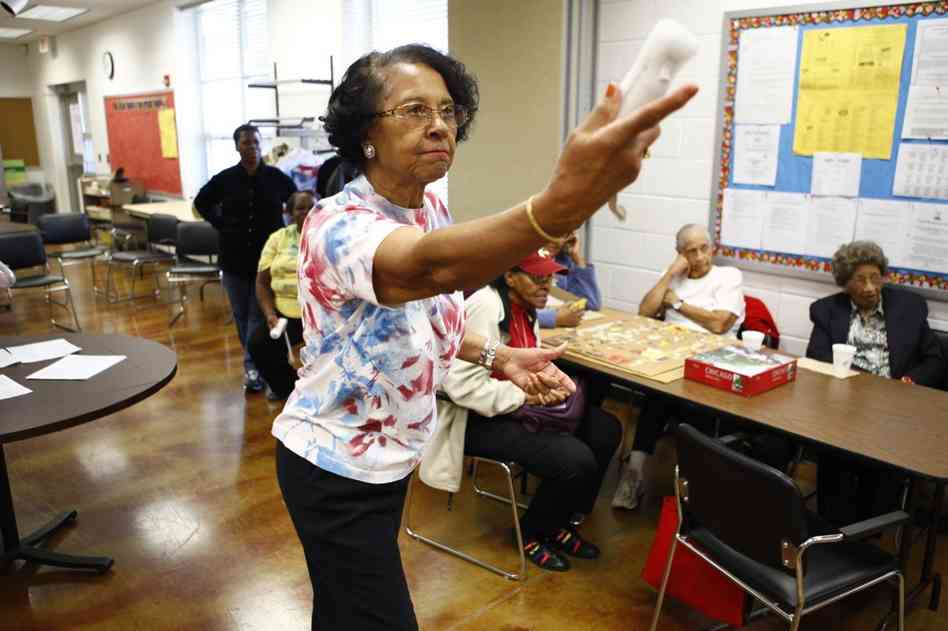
[194,0,272,178]
[341,0,448,72]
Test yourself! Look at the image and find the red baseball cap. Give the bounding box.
[516,249,567,276]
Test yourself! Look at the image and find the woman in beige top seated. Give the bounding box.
[248,190,313,400]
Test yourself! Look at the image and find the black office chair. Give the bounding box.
[104,213,177,303]
[0,231,81,332]
[166,221,222,326]
[37,213,107,294]
[8,184,56,225]
[649,423,908,631]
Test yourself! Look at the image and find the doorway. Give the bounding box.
[52,81,95,213]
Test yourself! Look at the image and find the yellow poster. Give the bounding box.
[158,108,179,159]
[793,24,906,160]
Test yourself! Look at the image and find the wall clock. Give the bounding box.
[102,51,114,80]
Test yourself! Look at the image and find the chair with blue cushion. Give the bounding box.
[37,213,106,295]
[0,230,81,332]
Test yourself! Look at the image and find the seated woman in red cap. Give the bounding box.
[420,249,621,572]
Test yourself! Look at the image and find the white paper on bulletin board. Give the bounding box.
[893,143,948,201]
[855,198,912,268]
[721,188,765,249]
[735,26,798,124]
[912,17,948,86]
[901,85,948,140]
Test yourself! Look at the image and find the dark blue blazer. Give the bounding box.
[806,286,946,388]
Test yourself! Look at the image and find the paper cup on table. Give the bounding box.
[832,343,857,377]
[742,331,765,352]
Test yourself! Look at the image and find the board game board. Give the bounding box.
[544,315,734,378]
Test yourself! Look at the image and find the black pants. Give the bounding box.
[631,393,796,471]
[465,406,622,539]
[275,442,418,631]
[817,452,905,527]
[630,394,715,454]
[248,312,303,398]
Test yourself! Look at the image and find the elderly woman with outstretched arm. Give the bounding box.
[271,44,697,631]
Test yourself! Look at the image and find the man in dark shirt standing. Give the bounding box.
[195,124,296,392]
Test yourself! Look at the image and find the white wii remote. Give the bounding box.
[607,19,699,220]
[269,317,288,339]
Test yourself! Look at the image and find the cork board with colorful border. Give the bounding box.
[104,91,182,195]
[710,1,948,294]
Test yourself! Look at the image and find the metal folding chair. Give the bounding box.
[404,456,529,581]
[104,213,177,303]
[165,221,222,326]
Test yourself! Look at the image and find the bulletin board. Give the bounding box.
[711,1,948,293]
[104,90,182,195]
[0,98,41,167]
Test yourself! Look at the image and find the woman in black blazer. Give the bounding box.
[807,241,946,525]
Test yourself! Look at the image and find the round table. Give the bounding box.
[0,333,177,573]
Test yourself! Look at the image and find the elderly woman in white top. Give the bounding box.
[0,260,14,289]
[270,43,696,631]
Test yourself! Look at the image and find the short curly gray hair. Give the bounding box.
[831,241,888,286]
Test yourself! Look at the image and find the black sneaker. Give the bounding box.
[244,370,264,393]
[522,537,570,572]
[550,526,600,559]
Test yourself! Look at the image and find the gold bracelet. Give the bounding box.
[525,195,566,245]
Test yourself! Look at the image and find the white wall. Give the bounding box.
[448,0,565,223]
[0,43,44,181]
[591,0,948,354]
[25,0,183,210]
[20,0,347,207]
[0,43,32,97]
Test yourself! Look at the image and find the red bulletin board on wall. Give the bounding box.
[104,90,182,195]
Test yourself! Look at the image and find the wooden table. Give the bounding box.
[0,334,177,572]
[545,306,947,618]
[123,200,200,224]
[546,308,948,479]
[0,222,37,235]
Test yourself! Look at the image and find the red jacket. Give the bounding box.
[741,295,779,349]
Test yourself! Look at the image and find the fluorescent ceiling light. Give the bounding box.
[17,5,88,21]
[0,27,31,38]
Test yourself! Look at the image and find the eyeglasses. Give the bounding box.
[373,103,468,129]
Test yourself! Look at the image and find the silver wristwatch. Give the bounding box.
[672,299,684,311]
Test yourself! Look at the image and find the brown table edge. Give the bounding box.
[0,363,177,444]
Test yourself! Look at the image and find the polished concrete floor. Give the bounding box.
[1,247,946,630]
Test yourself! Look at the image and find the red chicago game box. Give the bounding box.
[684,345,797,397]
